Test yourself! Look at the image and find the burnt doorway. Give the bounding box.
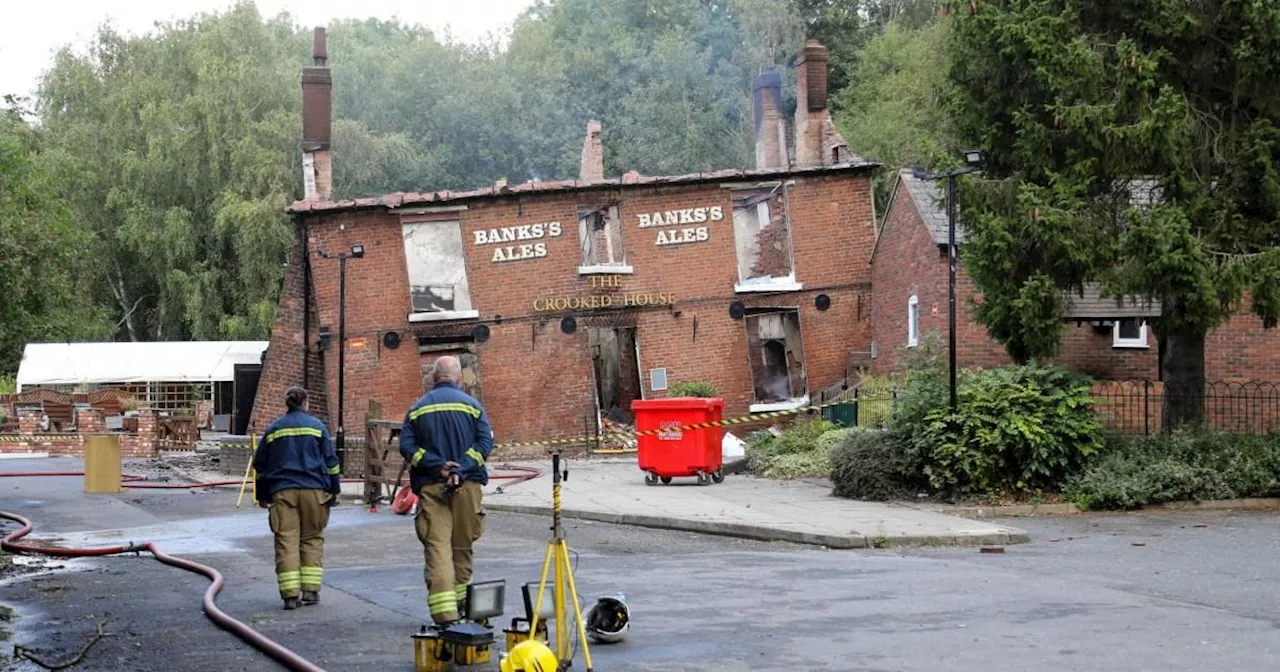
[589,327,642,423]
[744,309,808,406]
[419,341,482,402]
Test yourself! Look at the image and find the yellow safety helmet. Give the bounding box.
[499,639,558,672]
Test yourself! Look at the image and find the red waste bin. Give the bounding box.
[632,397,725,486]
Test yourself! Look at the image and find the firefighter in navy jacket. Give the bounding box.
[254,386,341,610]
[400,355,494,624]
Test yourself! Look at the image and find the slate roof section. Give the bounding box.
[898,168,963,245]
[1064,283,1161,319]
[285,160,881,215]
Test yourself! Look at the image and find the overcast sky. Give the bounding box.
[1,0,537,101]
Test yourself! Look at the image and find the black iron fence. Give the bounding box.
[813,379,1280,436]
[1090,380,1280,436]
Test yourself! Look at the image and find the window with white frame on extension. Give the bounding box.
[743,309,809,411]
[907,294,919,347]
[1113,319,1149,348]
[578,204,630,274]
[401,217,478,322]
[730,185,799,292]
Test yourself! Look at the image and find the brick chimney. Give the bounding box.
[752,69,786,169]
[580,120,604,182]
[792,39,853,167]
[301,27,332,200]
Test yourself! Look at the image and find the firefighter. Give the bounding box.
[400,355,493,625]
[254,386,341,610]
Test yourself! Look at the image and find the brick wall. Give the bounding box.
[256,170,877,462]
[250,227,331,434]
[1206,295,1280,382]
[1,409,159,457]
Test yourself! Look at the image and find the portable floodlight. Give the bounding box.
[465,580,506,622]
[522,582,557,622]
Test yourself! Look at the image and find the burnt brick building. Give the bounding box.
[251,34,879,461]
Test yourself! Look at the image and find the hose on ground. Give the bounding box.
[0,509,325,672]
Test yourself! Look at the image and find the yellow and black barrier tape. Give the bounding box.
[495,388,874,452]
[0,434,81,442]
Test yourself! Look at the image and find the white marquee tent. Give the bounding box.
[16,341,268,390]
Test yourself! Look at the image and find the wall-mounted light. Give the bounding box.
[471,324,491,343]
[351,244,365,258]
[560,316,577,334]
[814,294,831,311]
[318,326,332,351]
[382,331,401,350]
[729,301,746,320]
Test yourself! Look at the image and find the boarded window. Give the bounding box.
[402,219,473,314]
[579,205,626,269]
[744,309,808,404]
[731,186,794,286]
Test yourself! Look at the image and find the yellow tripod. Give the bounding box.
[527,452,594,671]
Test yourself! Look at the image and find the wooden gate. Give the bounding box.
[363,400,408,504]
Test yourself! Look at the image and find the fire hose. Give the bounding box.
[0,508,326,672]
[0,465,544,669]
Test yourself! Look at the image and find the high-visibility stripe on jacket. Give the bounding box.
[399,381,494,493]
[253,409,339,499]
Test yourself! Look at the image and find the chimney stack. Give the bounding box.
[752,69,786,170]
[579,120,604,182]
[301,27,332,200]
[792,40,829,168]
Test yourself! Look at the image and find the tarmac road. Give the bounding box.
[2,461,1279,671]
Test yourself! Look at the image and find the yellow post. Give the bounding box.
[84,434,122,493]
[237,433,257,508]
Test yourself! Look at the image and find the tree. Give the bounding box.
[0,98,113,371]
[832,19,958,207]
[945,1,1280,427]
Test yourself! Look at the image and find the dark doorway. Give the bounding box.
[232,363,262,435]
[589,327,642,421]
[420,347,483,401]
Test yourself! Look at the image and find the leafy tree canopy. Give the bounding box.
[944,0,1280,420]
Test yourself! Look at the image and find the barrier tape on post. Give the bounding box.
[495,388,867,451]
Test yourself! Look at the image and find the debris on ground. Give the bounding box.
[599,413,637,452]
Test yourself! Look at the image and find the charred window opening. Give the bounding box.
[579,204,628,272]
[745,309,808,407]
[731,186,795,288]
[402,217,475,319]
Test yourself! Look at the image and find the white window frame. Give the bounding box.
[401,216,479,323]
[1112,319,1149,349]
[577,205,632,275]
[731,185,802,294]
[907,294,919,347]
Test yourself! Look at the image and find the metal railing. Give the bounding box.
[1091,380,1280,436]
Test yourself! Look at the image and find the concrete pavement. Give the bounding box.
[481,458,1029,548]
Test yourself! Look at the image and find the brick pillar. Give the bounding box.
[752,69,785,169]
[18,410,41,434]
[77,408,105,434]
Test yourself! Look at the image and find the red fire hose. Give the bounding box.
[389,465,543,515]
[0,509,325,672]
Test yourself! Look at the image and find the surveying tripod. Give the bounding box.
[527,452,594,671]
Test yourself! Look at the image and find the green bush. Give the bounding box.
[1064,431,1280,510]
[829,428,924,501]
[745,416,839,479]
[668,381,718,398]
[0,375,14,395]
[899,363,1103,496]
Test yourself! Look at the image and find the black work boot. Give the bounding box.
[301,591,320,606]
[283,596,300,610]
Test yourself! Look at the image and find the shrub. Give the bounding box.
[898,363,1103,496]
[829,428,923,501]
[745,416,839,479]
[0,375,14,395]
[1064,431,1280,510]
[668,381,718,398]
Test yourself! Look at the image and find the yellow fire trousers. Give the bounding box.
[269,488,332,598]
[415,481,485,623]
